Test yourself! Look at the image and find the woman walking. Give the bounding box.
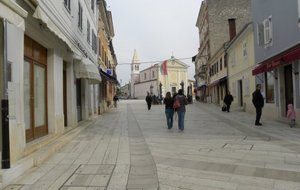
[175,89,188,131]
[163,92,174,129]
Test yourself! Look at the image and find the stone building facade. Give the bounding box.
[194,0,251,102]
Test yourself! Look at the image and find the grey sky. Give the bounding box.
[107,0,202,86]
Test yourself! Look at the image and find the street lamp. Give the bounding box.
[180,80,184,94]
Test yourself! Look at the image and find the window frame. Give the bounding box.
[263,16,273,46]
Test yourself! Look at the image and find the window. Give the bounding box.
[265,72,275,103]
[91,0,95,12]
[87,20,90,44]
[92,30,97,54]
[220,58,222,70]
[64,0,71,12]
[78,3,83,31]
[152,71,155,78]
[243,41,248,60]
[263,16,273,46]
[144,73,146,80]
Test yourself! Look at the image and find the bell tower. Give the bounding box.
[130,49,140,98]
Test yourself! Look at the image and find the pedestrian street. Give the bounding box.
[5,100,300,190]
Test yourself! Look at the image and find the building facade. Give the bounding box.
[0,0,108,186]
[227,23,256,113]
[98,0,118,113]
[131,54,189,99]
[194,0,251,102]
[252,0,300,120]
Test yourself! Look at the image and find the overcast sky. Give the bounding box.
[107,0,202,86]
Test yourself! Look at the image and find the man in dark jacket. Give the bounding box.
[223,91,234,112]
[252,84,264,126]
[145,92,153,110]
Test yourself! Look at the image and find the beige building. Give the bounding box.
[227,23,256,113]
[130,53,189,99]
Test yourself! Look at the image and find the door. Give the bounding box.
[63,69,67,126]
[285,65,294,113]
[238,80,243,107]
[172,87,176,96]
[76,79,82,122]
[24,59,47,142]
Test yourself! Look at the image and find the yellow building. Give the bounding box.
[227,23,256,113]
[98,0,118,113]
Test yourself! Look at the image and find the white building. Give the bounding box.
[0,0,101,186]
[130,51,189,99]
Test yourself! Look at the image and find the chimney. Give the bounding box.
[228,18,236,41]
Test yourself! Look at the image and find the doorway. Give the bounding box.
[238,80,243,107]
[24,36,48,142]
[284,65,294,114]
[172,87,176,96]
[76,79,82,122]
[24,59,47,142]
[63,68,67,126]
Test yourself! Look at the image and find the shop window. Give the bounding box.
[265,72,275,103]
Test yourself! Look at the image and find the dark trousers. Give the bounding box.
[255,107,262,124]
[147,103,151,110]
[226,104,231,112]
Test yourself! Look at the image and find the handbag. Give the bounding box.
[173,99,180,109]
[222,104,227,112]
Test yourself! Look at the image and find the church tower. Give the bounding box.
[130,49,140,98]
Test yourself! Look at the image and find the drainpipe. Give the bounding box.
[1,19,10,169]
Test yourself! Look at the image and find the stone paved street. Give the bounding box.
[5,100,300,190]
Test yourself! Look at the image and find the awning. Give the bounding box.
[99,69,119,85]
[74,58,102,84]
[252,46,300,75]
[208,76,227,87]
[0,1,27,30]
[33,5,82,56]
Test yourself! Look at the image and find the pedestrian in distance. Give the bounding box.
[113,94,119,108]
[163,92,174,129]
[223,91,234,112]
[145,92,153,110]
[287,104,296,128]
[174,89,188,131]
[252,84,264,126]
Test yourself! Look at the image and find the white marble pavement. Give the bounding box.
[4,100,300,190]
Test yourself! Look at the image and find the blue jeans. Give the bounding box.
[177,111,185,130]
[165,109,174,129]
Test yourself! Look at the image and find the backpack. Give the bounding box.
[173,99,180,109]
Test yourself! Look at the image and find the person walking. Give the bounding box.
[287,104,296,128]
[223,91,234,112]
[174,89,188,131]
[252,84,264,126]
[113,94,119,108]
[163,92,174,129]
[145,92,153,110]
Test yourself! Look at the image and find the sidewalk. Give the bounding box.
[1,117,99,188]
[194,101,300,147]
